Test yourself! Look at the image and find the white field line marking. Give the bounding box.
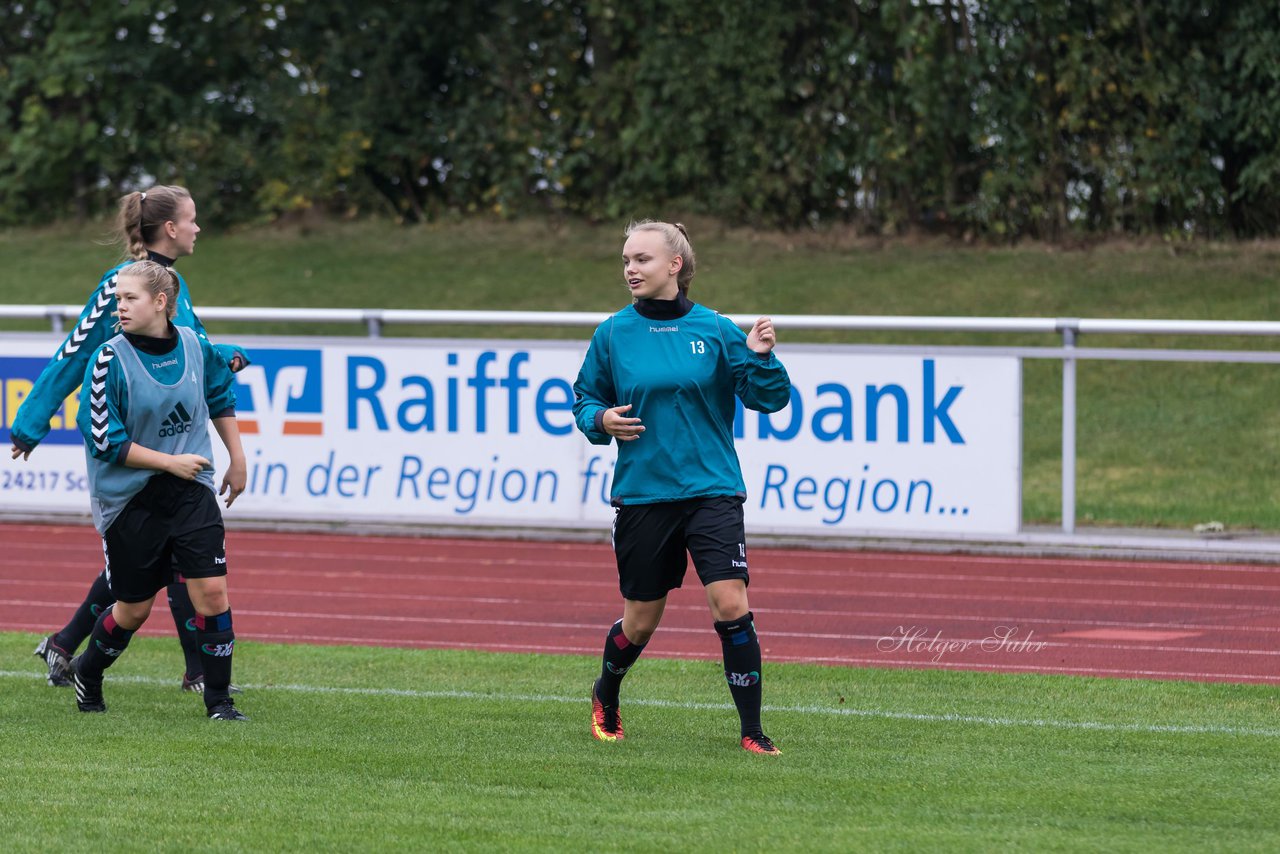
[6,598,1280,657]
[6,589,1280,635]
[1,667,1276,739]
[5,620,1278,683]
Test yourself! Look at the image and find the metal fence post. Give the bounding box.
[1060,322,1078,534]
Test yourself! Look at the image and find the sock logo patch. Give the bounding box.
[94,640,124,657]
[185,618,198,632]
[201,641,235,657]
[726,670,760,687]
[90,604,103,618]
[605,662,631,675]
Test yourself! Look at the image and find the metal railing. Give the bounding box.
[6,305,1280,535]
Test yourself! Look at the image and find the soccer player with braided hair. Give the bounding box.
[70,259,247,720]
[573,220,791,754]
[13,186,250,695]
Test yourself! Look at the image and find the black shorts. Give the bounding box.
[102,474,227,604]
[611,495,749,601]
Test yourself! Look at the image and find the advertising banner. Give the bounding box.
[1,335,1020,537]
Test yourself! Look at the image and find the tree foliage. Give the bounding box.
[1,0,1277,238]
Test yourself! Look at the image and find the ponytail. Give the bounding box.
[113,185,192,261]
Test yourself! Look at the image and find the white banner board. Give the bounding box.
[1,335,1020,537]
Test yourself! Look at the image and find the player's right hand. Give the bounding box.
[602,404,645,441]
[10,443,30,461]
[169,453,212,480]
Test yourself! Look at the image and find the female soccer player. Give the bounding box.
[572,220,792,754]
[70,260,247,720]
[13,186,249,693]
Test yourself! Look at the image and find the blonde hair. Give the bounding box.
[118,260,180,320]
[625,220,697,295]
[115,186,192,261]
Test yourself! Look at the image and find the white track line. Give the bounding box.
[1,668,1275,738]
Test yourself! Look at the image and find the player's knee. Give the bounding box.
[707,586,749,622]
[189,584,229,616]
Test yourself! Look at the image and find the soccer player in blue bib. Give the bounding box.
[69,260,248,720]
[14,186,249,695]
[573,221,792,754]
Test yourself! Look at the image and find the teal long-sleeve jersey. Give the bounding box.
[10,256,249,452]
[572,298,791,505]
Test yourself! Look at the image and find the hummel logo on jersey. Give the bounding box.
[152,357,178,370]
[158,402,194,437]
[648,325,679,333]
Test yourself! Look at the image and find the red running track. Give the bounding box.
[1,522,1278,685]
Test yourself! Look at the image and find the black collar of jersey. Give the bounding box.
[124,321,179,355]
[146,249,176,268]
[633,292,694,320]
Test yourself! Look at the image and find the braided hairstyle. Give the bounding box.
[115,186,192,260]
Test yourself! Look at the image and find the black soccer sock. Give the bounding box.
[714,611,764,737]
[167,580,203,679]
[54,569,115,654]
[78,608,135,680]
[195,609,236,709]
[597,619,647,707]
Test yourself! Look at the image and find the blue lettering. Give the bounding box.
[501,353,530,432]
[398,455,422,498]
[823,478,851,524]
[812,383,853,442]
[456,468,479,513]
[427,467,449,499]
[535,379,574,435]
[906,479,933,512]
[347,357,388,430]
[468,352,498,433]
[793,476,817,510]
[760,464,789,509]
[447,353,459,432]
[872,479,899,512]
[397,376,435,432]
[866,384,908,442]
[501,469,527,501]
[923,359,964,444]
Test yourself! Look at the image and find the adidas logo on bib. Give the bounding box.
[159,402,194,437]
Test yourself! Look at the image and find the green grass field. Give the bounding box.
[2,220,1279,528]
[1,633,1277,851]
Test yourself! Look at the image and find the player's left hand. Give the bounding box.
[747,316,776,355]
[229,355,246,372]
[10,442,30,461]
[221,459,247,508]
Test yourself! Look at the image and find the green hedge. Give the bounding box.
[3,0,1277,238]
